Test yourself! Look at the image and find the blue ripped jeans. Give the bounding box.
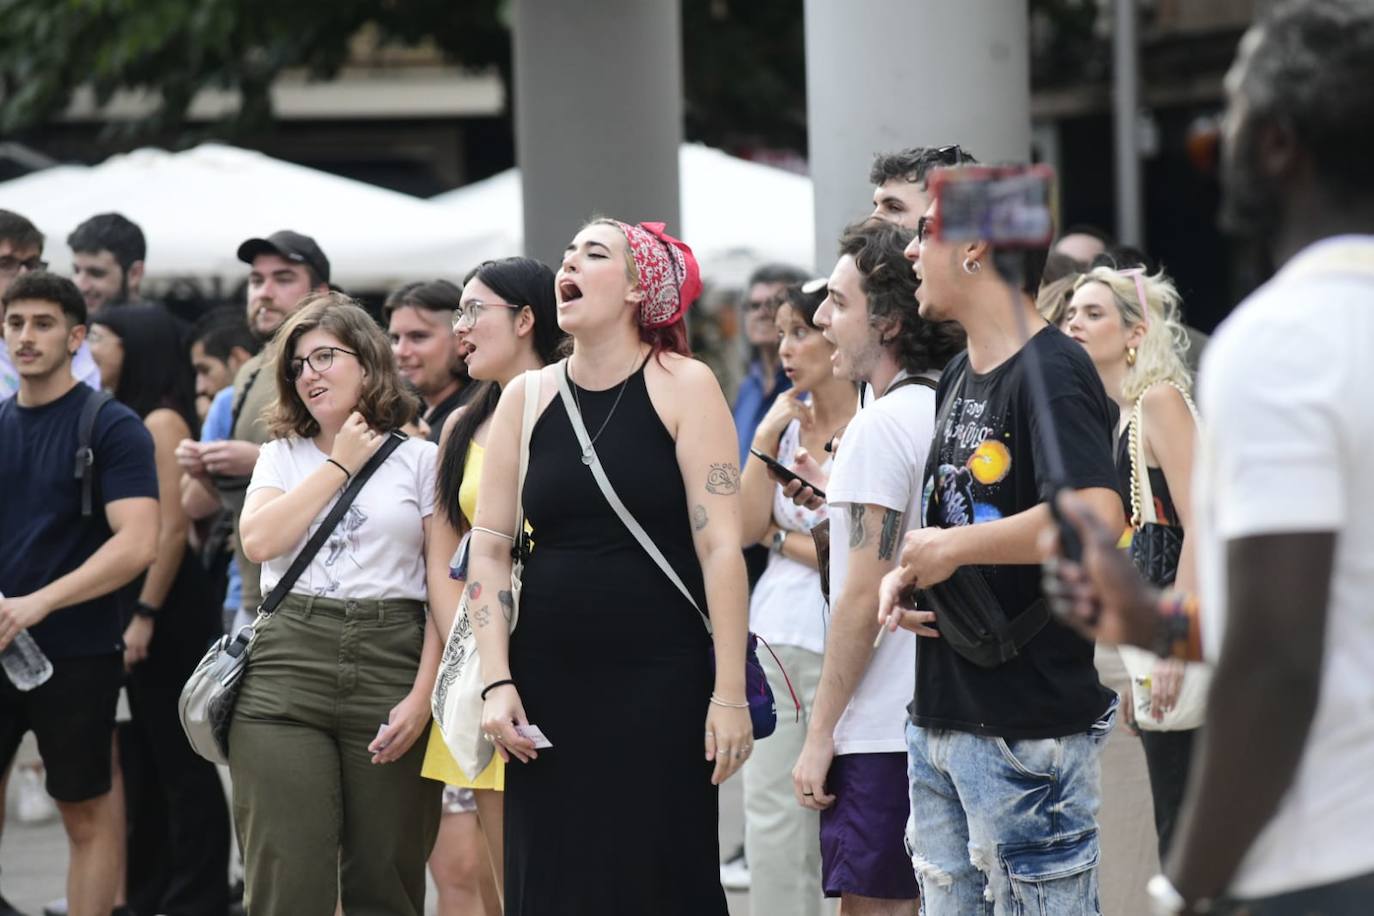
[905,699,1116,916]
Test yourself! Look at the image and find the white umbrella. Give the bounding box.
[432,143,816,285]
[0,143,505,291]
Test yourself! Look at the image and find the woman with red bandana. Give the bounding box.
[464,219,751,914]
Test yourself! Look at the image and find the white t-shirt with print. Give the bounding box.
[826,373,937,755]
[749,416,830,655]
[247,435,438,601]
[1194,236,1374,898]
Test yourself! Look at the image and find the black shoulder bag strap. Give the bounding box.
[229,367,262,437]
[255,432,404,617]
[75,389,115,518]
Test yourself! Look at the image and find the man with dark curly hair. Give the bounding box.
[790,220,963,915]
[868,146,976,230]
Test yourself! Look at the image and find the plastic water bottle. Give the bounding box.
[1,630,54,692]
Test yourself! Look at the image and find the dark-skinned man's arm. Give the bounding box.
[1167,531,1334,904]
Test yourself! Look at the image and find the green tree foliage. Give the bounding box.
[0,0,511,136]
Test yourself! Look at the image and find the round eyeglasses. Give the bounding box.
[451,299,524,329]
[287,346,358,381]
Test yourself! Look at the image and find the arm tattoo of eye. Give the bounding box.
[878,509,904,561]
[847,505,868,550]
[705,463,741,495]
[498,590,515,623]
[692,504,709,531]
[473,604,492,628]
[466,581,482,602]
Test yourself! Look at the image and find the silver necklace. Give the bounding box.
[567,351,640,465]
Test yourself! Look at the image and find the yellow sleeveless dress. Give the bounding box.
[421,440,505,790]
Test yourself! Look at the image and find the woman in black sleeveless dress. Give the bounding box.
[464,219,753,915]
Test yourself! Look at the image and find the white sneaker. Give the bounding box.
[16,764,58,824]
[719,845,750,891]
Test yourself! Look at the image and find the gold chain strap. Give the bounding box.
[1128,380,1199,529]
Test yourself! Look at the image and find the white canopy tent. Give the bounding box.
[0,141,816,294]
[0,143,503,291]
[432,144,817,286]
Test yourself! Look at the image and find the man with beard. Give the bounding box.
[1046,1,1374,912]
[175,231,329,631]
[68,213,147,312]
[384,280,471,443]
[790,220,964,916]
[0,209,102,401]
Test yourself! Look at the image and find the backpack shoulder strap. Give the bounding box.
[75,389,115,518]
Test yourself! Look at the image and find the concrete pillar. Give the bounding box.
[804,0,1032,269]
[512,0,683,266]
[1113,0,1144,246]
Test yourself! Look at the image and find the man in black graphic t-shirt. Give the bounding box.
[877,195,1124,914]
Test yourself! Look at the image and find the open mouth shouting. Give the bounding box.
[557,278,583,306]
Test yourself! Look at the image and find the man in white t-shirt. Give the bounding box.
[1048,2,1374,912]
[789,220,964,915]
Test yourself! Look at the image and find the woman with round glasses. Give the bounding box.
[234,292,442,916]
[421,257,567,915]
[465,220,751,914]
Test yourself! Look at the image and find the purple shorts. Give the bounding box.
[819,751,920,900]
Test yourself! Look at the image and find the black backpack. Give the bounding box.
[74,389,114,517]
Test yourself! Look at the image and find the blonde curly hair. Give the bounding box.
[1071,266,1192,403]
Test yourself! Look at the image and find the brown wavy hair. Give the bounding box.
[266,292,420,439]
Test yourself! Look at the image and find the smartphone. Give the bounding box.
[749,447,826,500]
[928,164,1057,248]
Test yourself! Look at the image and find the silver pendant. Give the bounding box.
[581,450,594,465]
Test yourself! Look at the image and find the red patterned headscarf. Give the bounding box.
[609,220,703,329]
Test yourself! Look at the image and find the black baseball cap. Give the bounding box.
[236,230,331,284]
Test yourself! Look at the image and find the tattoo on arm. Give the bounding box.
[878,509,904,561]
[692,504,708,531]
[498,589,515,623]
[848,505,868,550]
[466,581,483,602]
[706,463,741,495]
[474,604,491,628]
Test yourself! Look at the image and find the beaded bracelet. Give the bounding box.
[1153,592,1202,662]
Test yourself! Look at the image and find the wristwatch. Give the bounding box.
[1147,875,1215,915]
[770,529,787,554]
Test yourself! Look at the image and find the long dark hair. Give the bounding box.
[437,257,567,528]
[91,304,199,435]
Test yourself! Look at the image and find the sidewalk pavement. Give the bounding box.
[0,741,751,916]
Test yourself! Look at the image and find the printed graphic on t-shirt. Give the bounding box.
[317,505,367,596]
[923,390,1017,530]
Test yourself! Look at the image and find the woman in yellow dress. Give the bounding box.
[423,257,567,913]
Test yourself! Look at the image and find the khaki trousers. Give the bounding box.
[228,594,440,916]
[743,642,826,916]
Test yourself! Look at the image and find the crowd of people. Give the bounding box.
[1,1,1372,914]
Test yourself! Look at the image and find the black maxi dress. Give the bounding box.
[504,360,728,915]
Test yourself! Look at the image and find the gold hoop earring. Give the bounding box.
[1126,347,1137,367]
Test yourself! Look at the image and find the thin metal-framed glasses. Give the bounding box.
[451,299,524,329]
[287,346,358,381]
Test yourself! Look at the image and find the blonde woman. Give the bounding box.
[1061,265,1209,858]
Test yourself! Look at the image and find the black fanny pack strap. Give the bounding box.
[256,432,404,616]
[1002,599,1051,662]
